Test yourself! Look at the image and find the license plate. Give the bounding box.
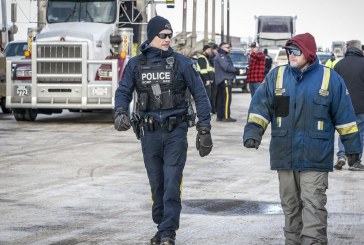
[16,86,28,96]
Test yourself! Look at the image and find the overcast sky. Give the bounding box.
[3,0,364,50]
[156,0,364,49]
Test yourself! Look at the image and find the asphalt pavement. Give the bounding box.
[0,91,363,245]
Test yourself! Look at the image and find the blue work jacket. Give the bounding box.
[243,58,361,171]
[115,41,211,126]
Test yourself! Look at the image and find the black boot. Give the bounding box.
[150,231,161,245]
[160,231,176,245]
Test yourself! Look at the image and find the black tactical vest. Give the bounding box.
[135,54,188,111]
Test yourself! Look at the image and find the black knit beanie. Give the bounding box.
[147,16,173,43]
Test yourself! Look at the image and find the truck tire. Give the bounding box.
[13,109,26,121]
[24,109,38,121]
[1,98,11,114]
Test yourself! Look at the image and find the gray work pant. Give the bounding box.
[278,170,328,245]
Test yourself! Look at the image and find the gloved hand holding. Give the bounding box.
[346,153,360,167]
[196,124,213,157]
[244,138,260,149]
[114,108,131,131]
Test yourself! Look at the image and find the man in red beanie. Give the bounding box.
[243,33,360,244]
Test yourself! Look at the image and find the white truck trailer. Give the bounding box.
[255,15,297,49]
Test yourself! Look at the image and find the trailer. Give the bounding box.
[255,15,297,49]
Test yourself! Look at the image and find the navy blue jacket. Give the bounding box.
[243,58,361,171]
[213,48,237,85]
[115,41,211,126]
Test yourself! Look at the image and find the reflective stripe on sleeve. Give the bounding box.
[248,113,269,130]
[321,67,331,91]
[336,122,359,135]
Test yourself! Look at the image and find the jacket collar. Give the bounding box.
[140,40,174,59]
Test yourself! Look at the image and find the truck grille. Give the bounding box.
[36,44,83,82]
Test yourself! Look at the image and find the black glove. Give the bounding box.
[114,108,131,131]
[196,124,213,157]
[346,153,360,167]
[244,138,260,149]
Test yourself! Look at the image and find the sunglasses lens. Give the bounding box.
[158,33,172,39]
[287,49,301,56]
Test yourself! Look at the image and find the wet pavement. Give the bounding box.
[0,91,363,244]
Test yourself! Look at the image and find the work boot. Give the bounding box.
[334,156,347,170]
[348,161,364,171]
[150,231,160,245]
[160,237,175,245]
[160,231,176,245]
[222,117,237,122]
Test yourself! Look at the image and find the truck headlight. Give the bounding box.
[16,70,32,77]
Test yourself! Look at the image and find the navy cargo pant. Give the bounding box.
[141,122,188,233]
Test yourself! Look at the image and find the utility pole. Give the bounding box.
[211,0,216,45]
[203,0,208,46]
[180,0,187,46]
[191,0,197,50]
[37,0,47,30]
[221,0,224,43]
[227,0,230,44]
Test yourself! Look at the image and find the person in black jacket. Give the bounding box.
[334,40,364,171]
[263,48,272,76]
[197,45,214,112]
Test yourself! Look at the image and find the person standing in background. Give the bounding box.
[333,40,364,171]
[263,48,272,76]
[214,42,242,122]
[197,45,214,112]
[209,44,219,114]
[246,42,266,98]
[324,53,339,69]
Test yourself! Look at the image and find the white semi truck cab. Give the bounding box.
[6,0,137,121]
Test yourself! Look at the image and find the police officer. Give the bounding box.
[243,33,361,244]
[114,16,212,245]
[214,42,242,122]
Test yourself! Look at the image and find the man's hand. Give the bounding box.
[114,108,131,131]
[196,124,213,157]
[347,153,360,167]
[244,139,260,149]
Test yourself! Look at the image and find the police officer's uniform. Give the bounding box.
[115,41,211,238]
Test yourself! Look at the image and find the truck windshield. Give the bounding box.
[47,0,116,24]
[258,16,293,33]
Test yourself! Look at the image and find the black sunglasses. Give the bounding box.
[157,33,173,39]
[286,48,302,56]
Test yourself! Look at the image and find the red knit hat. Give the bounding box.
[284,33,317,64]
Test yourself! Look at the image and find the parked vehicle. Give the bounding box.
[230,48,249,92]
[332,41,346,58]
[4,40,27,58]
[6,0,140,121]
[0,40,27,113]
[316,52,333,65]
[269,48,288,68]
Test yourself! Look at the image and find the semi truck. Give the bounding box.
[6,0,145,121]
[254,15,297,49]
[331,41,346,57]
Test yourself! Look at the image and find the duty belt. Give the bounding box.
[142,114,187,132]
